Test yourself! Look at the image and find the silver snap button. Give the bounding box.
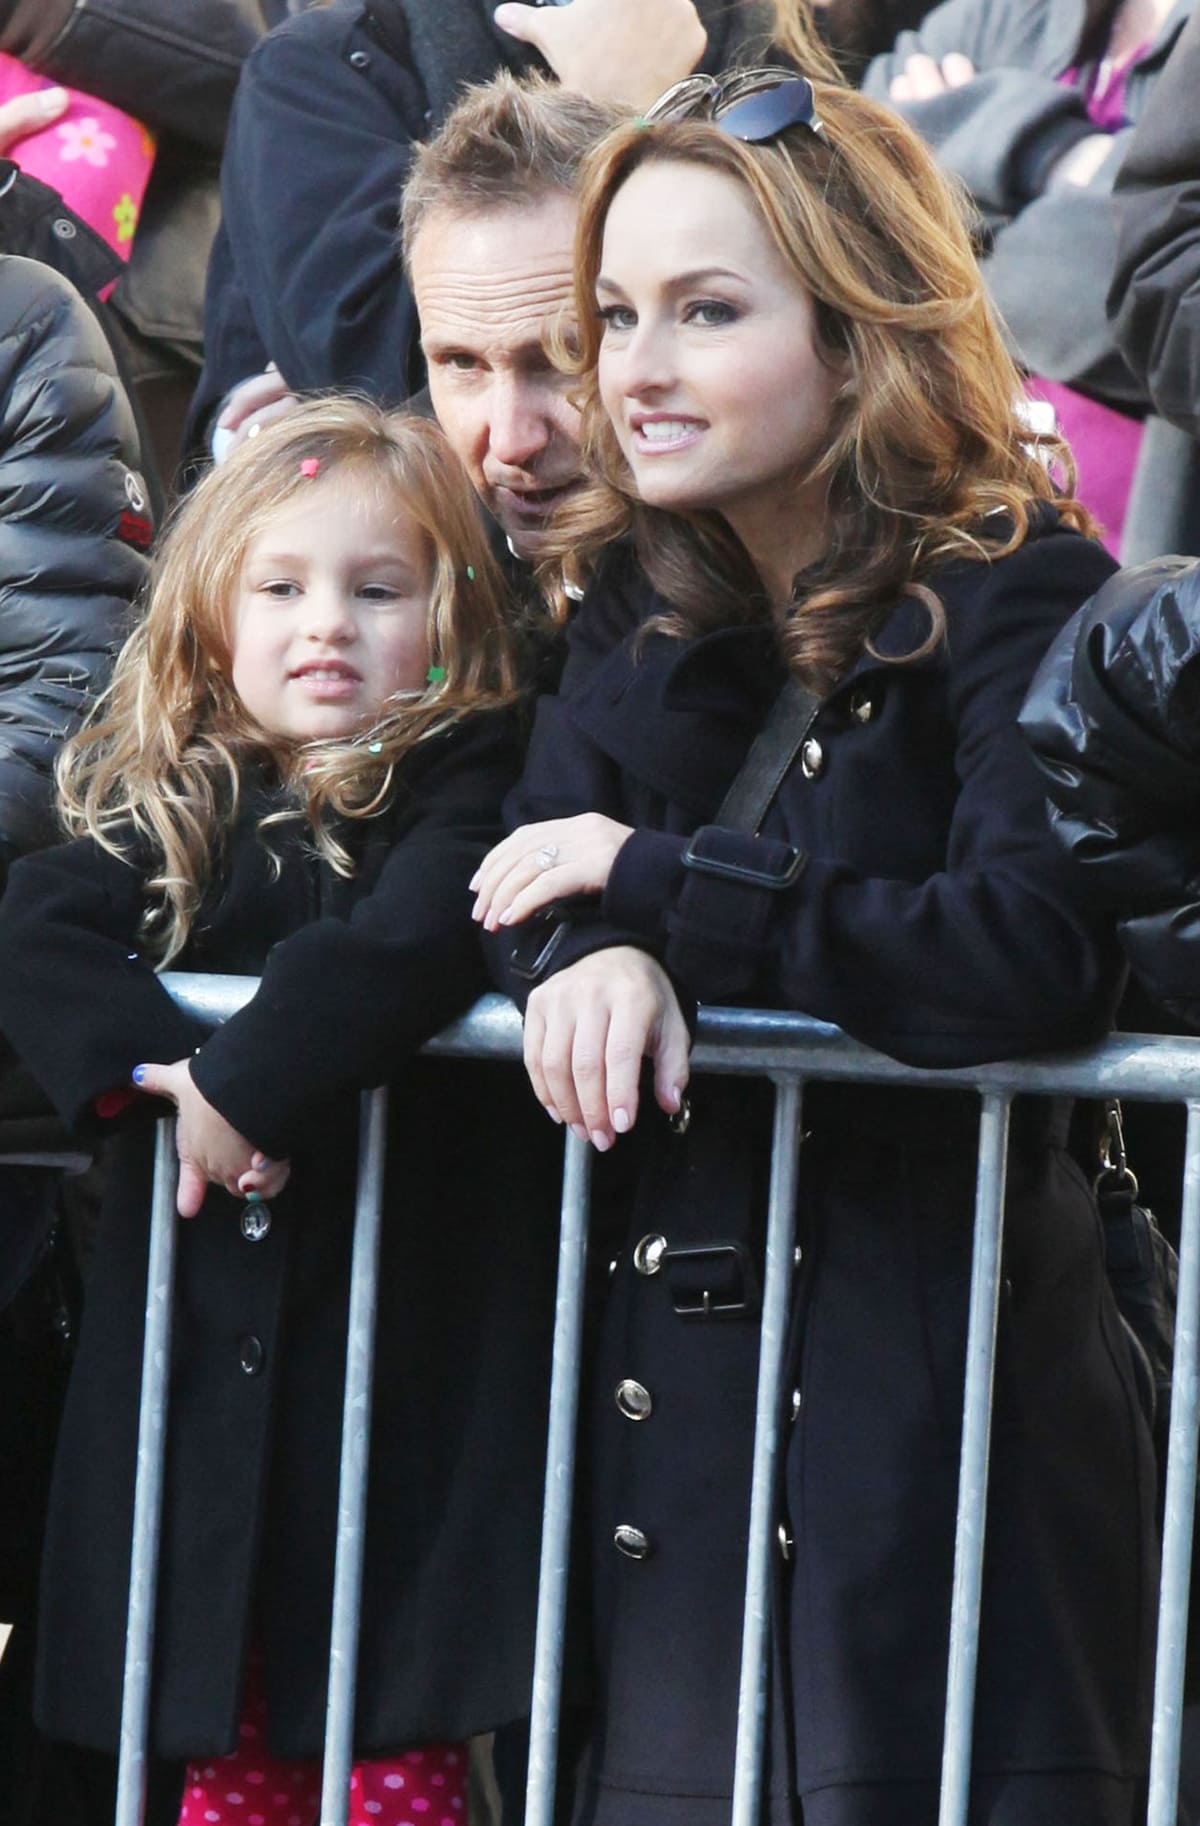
[793,1244,803,1268]
[239,1334,265,1377]
[614,1523,652,1560]
[668,1094,692,1135]
[790,1388,802,1420]
[849,688,875,724]
[615,1379,653,1421]
[241,1203,271,1242]
[633,1233,668,1276]
[53,217,77,240]
[800,737,824,780]
[777,1522,794,1562]
[349,48,370,68]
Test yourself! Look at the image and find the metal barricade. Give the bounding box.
[107,978,1200,1826]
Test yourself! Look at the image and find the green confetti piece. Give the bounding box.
[466,565,476,582]
[427,664,447,685]
[367,741,383,754]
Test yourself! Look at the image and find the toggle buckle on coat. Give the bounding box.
[662,1240,761,1319]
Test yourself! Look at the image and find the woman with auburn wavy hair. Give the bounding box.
[472,70,1155,1826]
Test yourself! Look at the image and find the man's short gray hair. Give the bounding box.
[400,73,624,268]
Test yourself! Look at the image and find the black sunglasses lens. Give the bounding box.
[716,79,817,144]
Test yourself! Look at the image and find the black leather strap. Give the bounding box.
[714,675,823,834]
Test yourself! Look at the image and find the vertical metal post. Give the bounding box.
[320,1086,390,1826]
[115,1117,180,1826]
[524,1131,593,1826]
[731,1075,804,1826]
[1147,1099,1200,1826]
[938,1091,1011,1826]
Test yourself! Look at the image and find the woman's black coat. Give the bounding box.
[493,523,1157,1825]
[1020,553,1200,1022]
[0,712,562,1762]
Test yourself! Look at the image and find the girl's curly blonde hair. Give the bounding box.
[59,397,519,964]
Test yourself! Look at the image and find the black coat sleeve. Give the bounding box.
[0,837,206,1133]
[1108,9,1200,437]
[210,10,425,404]
[0,257,150,861]
[190,712,523,1157]
[1020,555,1200,1024]
[0,0,269,150]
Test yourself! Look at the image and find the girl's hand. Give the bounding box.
[132,1059,291,1218]
[492,0,707,108]
[523,947,690,1151]
[470,814,633,930]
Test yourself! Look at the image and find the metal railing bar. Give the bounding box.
[1147,1100,1200,1826]
[524,1131,592,1826]
[115,1118,180,1826]
[164,981,1200,1104]
[319,1086,390,1825]
[938,1093,1012,1826]
[731,1076,804,1826]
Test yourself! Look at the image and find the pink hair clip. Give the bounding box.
[299,457,321,478]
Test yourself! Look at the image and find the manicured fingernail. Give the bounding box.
[468,870,480,891]
[570,1124,588,1144]
[612,1107,631,1133]
[591,1130,612,1153]
[498,909,514,925]
[667,1084,682,1111]
[470,902,483,922]
[544,1107,564,1125]
[132,1065,146,1085]
[37,87,68,114]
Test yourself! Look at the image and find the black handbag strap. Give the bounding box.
[715,675,824,834]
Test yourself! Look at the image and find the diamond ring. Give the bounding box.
[536,843,560,870]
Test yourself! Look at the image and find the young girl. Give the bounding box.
[0,397,557,1825]
[472,71,1156,1826]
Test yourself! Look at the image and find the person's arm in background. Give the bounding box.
[0,256,151,881]
[0,0,267,152]
[860,0,1097,221]
[864,0,1167,404]
[1108,8,1200,437]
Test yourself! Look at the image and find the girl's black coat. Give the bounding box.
[0,712,562,1761]
[494,524,1157,1822]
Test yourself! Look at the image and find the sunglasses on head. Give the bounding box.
[642,69,826,145]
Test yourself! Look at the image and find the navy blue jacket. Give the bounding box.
[493,522,1155,1823]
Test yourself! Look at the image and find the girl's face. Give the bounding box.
[229,470,434,744]
[595,158,843,572]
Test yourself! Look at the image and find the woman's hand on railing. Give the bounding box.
[522,946,690,1152]
[131,1058,291,1217]
[470,814,634,932]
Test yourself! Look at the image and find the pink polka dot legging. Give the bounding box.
[176,1652,467,1826]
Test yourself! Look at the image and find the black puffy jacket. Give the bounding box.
[1019,555,1200,1022]
[0,254,150,866]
